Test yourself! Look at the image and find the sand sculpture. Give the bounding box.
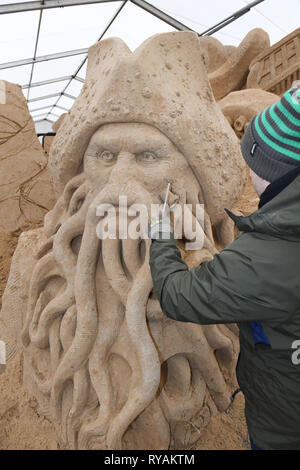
[43,114,67,158]
[0,81,56,231]
[199,28,270,101]
[218,89,279,139]
[247,27,300,95]
[0,32,248,449]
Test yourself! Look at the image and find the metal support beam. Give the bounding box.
[31,112,51,119]
[30,103,69,113]
[34,118,55,123]
[0,0,119,15]
[74,76,85,83]
[29,105,53,113]
[28,92,62,103]
[63,93,76,100]
[0,48,88,70]
[27,8,43,100]
[56,104,69,111]
[130,0,192,31]
[23,75,73,89]
[199,0,266,36]
[27,91,76,103]
[37,132,56,136]
[48,113,60,119]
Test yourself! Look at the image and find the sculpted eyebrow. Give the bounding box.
[88,132,170,155]
[89,136,120,153]
[131,139,170,154]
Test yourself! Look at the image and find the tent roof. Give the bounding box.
[0,0,299,129]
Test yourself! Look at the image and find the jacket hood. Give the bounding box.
[227,173,300,240]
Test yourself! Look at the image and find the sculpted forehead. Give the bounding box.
[87,122,178,153]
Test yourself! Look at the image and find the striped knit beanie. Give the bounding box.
[241,86,300,182]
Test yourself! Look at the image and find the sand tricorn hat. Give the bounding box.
[49,31,246,224]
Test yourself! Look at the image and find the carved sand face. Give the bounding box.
[83,122,199,204]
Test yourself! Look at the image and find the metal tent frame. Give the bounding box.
[0,0,265,123]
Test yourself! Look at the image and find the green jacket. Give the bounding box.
[150,174,300,450]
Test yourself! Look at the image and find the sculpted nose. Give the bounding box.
[109,151,135,180]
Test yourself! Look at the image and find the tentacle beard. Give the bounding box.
[21,174,239,450]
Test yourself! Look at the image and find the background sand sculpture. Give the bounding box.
[218,89,279,139]
[43,114,67,159]
[247,27,300,95]
[0,81,56,232]
[0,31,248,449]
[200,28,270,101]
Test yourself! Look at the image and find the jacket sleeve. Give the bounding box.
[149,234,289,325]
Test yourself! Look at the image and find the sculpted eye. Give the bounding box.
[138,151,157,162]
[99,150,116,163]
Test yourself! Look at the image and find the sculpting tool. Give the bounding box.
[162,182,171,216]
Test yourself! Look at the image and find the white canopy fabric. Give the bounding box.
[0,0,299,130]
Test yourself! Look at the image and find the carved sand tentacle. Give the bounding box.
[215,215,236,249]
[218,323,239,347]
[68,367,90,430]
[52,194,91,279]
[122,238,142,279]
[176,322,231,411]
[106,244,161,449]
[60,305,77,351]
[182,203,218,255]
[78,237,141,448]
[49,317,62,375]
[31,291,52,332]
[21,252,59,347]
[29,291,73,348]
[50,192,102,419]
[28,199,89,348]
[102,238,131,305]
[186,191,215,245]
[178,191,215,254]
[43,173,85,238]
[63,173,86,210]
[43,197,64,238]
[68,180,91,216]
[31,367,52,396]
[202,324,233,352]
[159,354,207,447]
[78,293,124,449]
[24,184,90,348]
[58,305,90,439]
[35,235,55,259]
[28,303,61,396]
[202,324,234,367]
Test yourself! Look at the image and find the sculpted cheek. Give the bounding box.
[84,155,110,187]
